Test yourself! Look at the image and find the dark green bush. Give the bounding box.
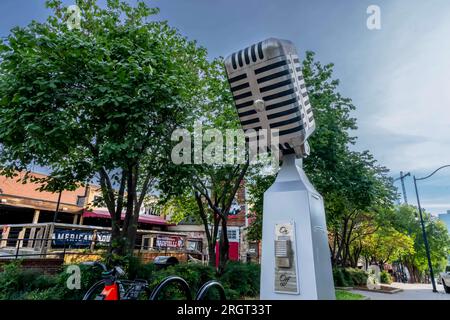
[333,268,352,287]
[56,264,103,300]
[148,263,216,300]
[346,268,368,286]
[218,261,260,299]
[380,270,392,284]
[333,267,368,287]
[0,260,63,300]
[0,260,261,300]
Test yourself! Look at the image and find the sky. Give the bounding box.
[0,0,449,215]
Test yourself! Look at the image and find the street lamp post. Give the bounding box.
[413,164,450,293]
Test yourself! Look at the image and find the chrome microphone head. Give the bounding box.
[224,38,315,158]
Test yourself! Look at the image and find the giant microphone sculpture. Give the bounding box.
[225,38,335,299]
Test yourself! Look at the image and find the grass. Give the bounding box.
[335,289,366,300]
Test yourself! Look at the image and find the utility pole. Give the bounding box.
[412,165,450,293]
[394,171,410,204]
[400,171,410,204]
[413,176,437,292]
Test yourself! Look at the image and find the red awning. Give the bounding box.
[82,210,169,226]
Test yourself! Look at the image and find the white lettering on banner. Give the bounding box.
[155,236,185,248]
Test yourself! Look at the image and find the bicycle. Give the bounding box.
[82,261,226,300]
[82,261,154,300]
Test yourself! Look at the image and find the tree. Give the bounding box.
[157,60,255,273]
[360,227,415,267]
[245,52,397,269]
[245,174,275,242]
[390,205,450,282]
[0,0,214,262]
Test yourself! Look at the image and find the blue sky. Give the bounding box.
[1,0,449,215]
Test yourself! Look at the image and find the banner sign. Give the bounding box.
[155,235,184,248]
[52,229,111,246]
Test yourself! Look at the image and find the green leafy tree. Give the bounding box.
[0,0,214,262]
[157,63,253,273]
[245,52,396,269]
[391,205,450,282]
[360,227,415,266]
[246,174,275,242]
[300,52,397,267]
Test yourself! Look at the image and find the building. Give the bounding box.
[0,171,169,230]
[0,172,193,260]
[438,210,450,233]
[0,171,86,225]
[0,171,259,264]
[438,210,450,264]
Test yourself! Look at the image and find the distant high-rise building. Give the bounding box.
[438,210,450,233]
[438,210,450,264]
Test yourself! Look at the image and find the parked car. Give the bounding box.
[439,266,450,293]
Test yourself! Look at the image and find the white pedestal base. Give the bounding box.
[260,154,335,300]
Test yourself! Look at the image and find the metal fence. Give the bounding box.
[0,222,207,264]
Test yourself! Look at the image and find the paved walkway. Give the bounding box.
[351,282,450,300]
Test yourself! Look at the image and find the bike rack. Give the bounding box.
[195,280,226,300]
[150,276,227,301]
[149,276,192,300]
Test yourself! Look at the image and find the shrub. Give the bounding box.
[380,270,393,284]
[218,262,260,299]
[0,261,63,300]
[333,267,368,287]
[333,268,352,287]
[346,268,368,286]
[147,263,216,300]
[0,260,24,299]
[0,260,261,300]
[126,256,156,280]
[56,264,103,300]
[23,287,63,300]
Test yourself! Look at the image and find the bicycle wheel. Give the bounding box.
[195,280,226,300]
[82,280,108,300]
[149,276,192,300]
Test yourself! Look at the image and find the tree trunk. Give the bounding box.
[335,217,348,267]
[218,215,229,275]
[208,241,216,268]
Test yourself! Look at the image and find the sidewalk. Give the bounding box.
[351,282,450,300]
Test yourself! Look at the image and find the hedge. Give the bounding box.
[0,259,260,300]
[333,267,368,287]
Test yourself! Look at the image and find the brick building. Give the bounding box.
[0,171,259,264]
[0,171,168,229]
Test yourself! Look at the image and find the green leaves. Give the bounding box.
[0,0,212,176]
[390,205,450,274]
[0,0,220,257]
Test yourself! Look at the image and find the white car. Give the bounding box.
[439,266,450,293]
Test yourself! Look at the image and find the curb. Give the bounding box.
[354,286,403,294]
[335,287,353,291]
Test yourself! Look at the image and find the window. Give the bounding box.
[217,227,240,242]
[76,196,86,207]
[187,239,203,252]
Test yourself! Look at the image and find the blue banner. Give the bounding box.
[52,229,111,247]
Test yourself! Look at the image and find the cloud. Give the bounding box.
[354,3,450,175]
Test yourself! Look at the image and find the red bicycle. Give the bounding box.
[82,262,153,300]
